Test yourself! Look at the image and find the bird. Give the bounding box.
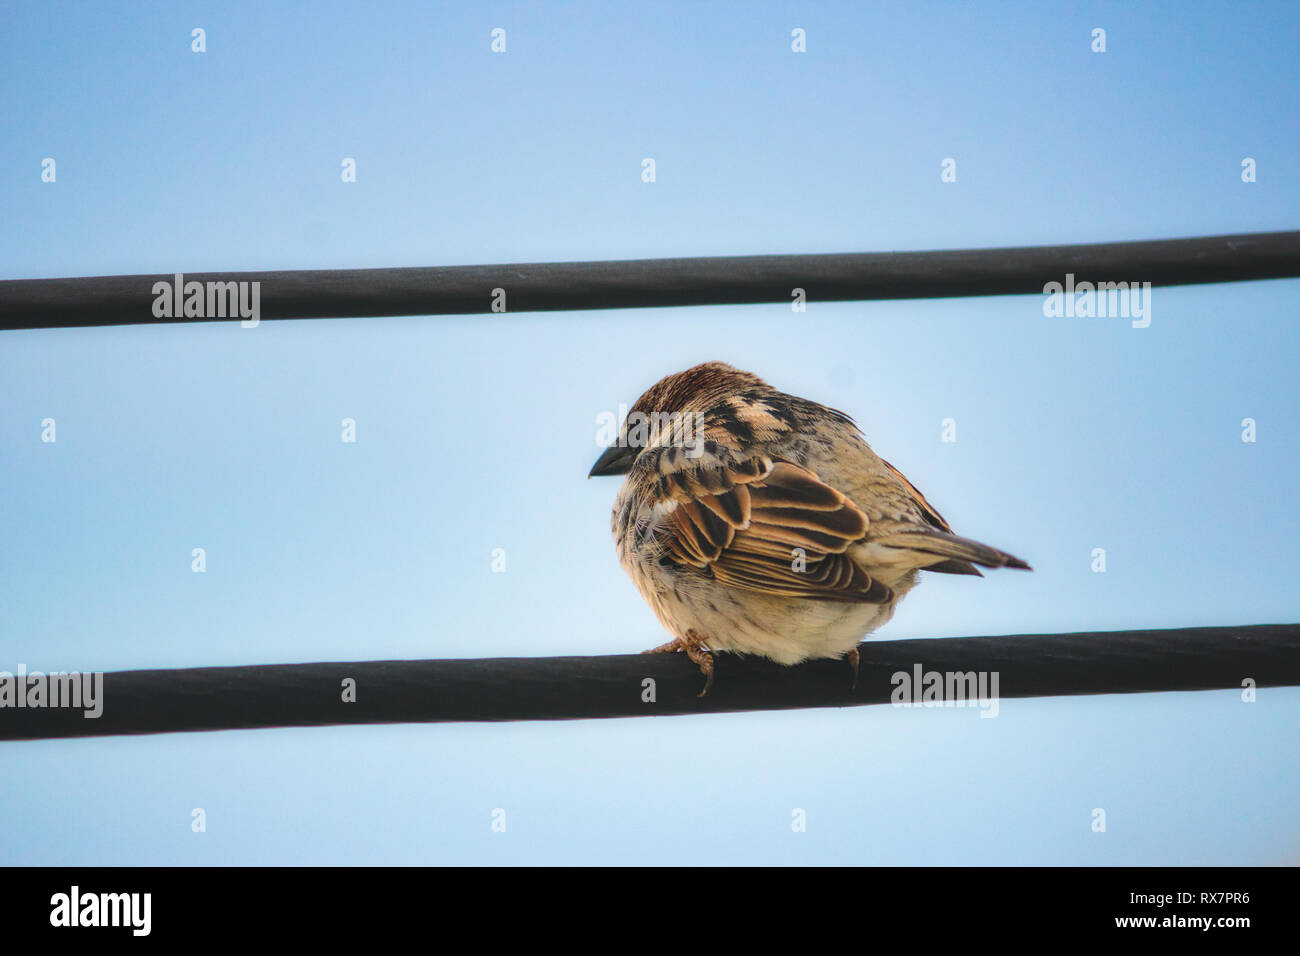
[589,361,1030,696]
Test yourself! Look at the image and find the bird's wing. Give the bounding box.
[636,445,893,604]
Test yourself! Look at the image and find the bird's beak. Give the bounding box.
[588,444,637,478]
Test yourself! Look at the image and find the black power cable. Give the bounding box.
[1,230,1297,331]
[2,623,1295,741]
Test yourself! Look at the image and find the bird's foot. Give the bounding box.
[642,637,685,654]
[846,647,860,691]
[682,630,716,697]
[641,631,715,696]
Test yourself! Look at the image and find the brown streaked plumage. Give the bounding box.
[590,361,1030,695]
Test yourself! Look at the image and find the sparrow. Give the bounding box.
[589,361,1030,696]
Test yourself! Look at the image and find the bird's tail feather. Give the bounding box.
[873,530,1032,572]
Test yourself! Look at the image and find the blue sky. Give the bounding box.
[1,1,1297,865]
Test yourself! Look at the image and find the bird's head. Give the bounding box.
[588,361,768,477]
